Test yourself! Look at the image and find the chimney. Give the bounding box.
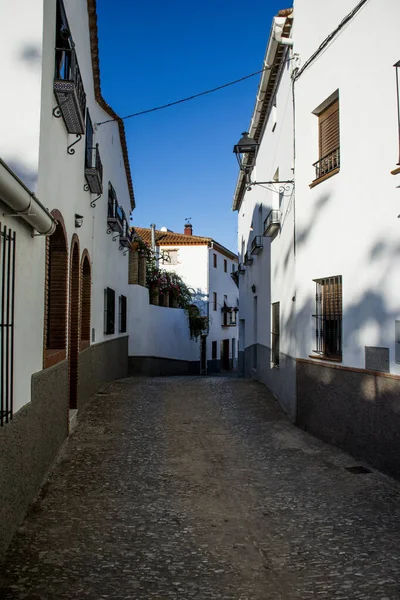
[184,221,193,236]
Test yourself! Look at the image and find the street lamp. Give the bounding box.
[233,131,258,172]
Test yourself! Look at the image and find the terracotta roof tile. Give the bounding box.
[133,227,238,261]
[87,0,135,210]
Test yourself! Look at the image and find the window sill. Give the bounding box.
[391,166,400,175]
[309,354,342,363]
[44,348,66,369]
[309,167,340,188]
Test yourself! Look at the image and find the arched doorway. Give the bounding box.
[80,252,91,350]
[44,214,68,369]
[69,237,80,409]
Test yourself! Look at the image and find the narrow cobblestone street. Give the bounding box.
[1,376,400,599]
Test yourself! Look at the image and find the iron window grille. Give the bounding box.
[84,111,103,194]
[107,183,123,233]
[120,216,133,249]
[104,287,115,335]
[271,302,280,367]
[263,210,280,237]
[119,295,127,333]
[244,251,253,266]
[53,1,86,134]
[0,225,15,426]
[250,235,263,255]
[313,275,342,359]
[394,60,400,165]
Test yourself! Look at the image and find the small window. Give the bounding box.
[212,341,217,360]
[162,249,178,265]
[104,287,115,335]
[85,110,94,170]
[119,294,127,333]
[313,276,342,359]
[224,259,227,272]
[271,302,280,367]
[213,253,217,268]
[313,96,340,181]
[232,263,236,273]
[213,292,217,311]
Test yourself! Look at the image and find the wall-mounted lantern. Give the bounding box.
[233,132,258,172]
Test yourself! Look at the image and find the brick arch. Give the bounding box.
[43,210,68,369]
[69,234,80,409]
[80,249,91,349]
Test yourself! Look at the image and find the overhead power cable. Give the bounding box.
[96,66,271,125]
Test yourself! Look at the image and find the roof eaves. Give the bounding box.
[86,0,135,211]
[232,9,293,212]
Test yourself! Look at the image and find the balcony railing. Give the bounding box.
[54,47,86,134]
[263,210,280,237]
[107,186,123,233]
[313,148,340,180]
[120,224,134,249]
[85,144,103,194]
[250,235,263,255]
[244,251,253,266]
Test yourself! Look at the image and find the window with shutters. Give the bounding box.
[104,287,115,335]
[312,276,342,360]
[271,302,280,367]
[312,95,340,183]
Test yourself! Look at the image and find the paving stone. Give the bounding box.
[1,376,400,599]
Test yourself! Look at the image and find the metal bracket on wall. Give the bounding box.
[119,246,129,256]
[90,194,101,208]
[83,183,90,192]
[67,134,82,156]
[52,106,62,118]
[112,233,120,242]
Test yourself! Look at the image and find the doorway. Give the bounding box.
[69,240,80,409]
[220,339,230,371]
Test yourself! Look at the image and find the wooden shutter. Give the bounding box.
[319,99,339,158]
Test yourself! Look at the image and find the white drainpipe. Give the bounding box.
[0,159,56,236]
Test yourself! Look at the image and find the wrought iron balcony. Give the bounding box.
[53,47,86,134]
[107,186,123,233]
[313,148,340,180]
[263,210,280,237]
[244,251,253,266]
[120,225,134,249]
[250,235,263,255]
[85,144,103,194]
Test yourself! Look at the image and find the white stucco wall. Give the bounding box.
[236,36,296,413]
[128,285,199,361]
[39,0,132,347]
[159,244,209,307]
[293,0,400,373]
[0,0,44,189]
[208,247,239,362]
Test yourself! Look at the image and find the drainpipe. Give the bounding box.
[273,20,293,46]
[0,159,56,236]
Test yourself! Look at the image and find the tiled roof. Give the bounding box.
[133,227,238,261]
[87,0,135,210]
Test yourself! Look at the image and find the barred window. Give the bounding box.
[313,276,342,359]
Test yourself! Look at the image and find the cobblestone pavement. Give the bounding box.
[1,376,400,599]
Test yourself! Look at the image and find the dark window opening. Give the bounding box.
[271,302,280,367]
[224,259,227,272]
[313,276,342,359]
[81,256,91,344]
[213,253,217,268]
[213,292,217,311]
[0,224,16,426]
[119,295,127,333]
[104,287,115,335]
[212,341,217,360]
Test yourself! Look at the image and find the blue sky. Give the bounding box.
[96,0,285,251]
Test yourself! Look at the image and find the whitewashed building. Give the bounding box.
[0,0,134,558]
[233,0,400,477]
[130,223,239,375]
[232,9,296,418]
